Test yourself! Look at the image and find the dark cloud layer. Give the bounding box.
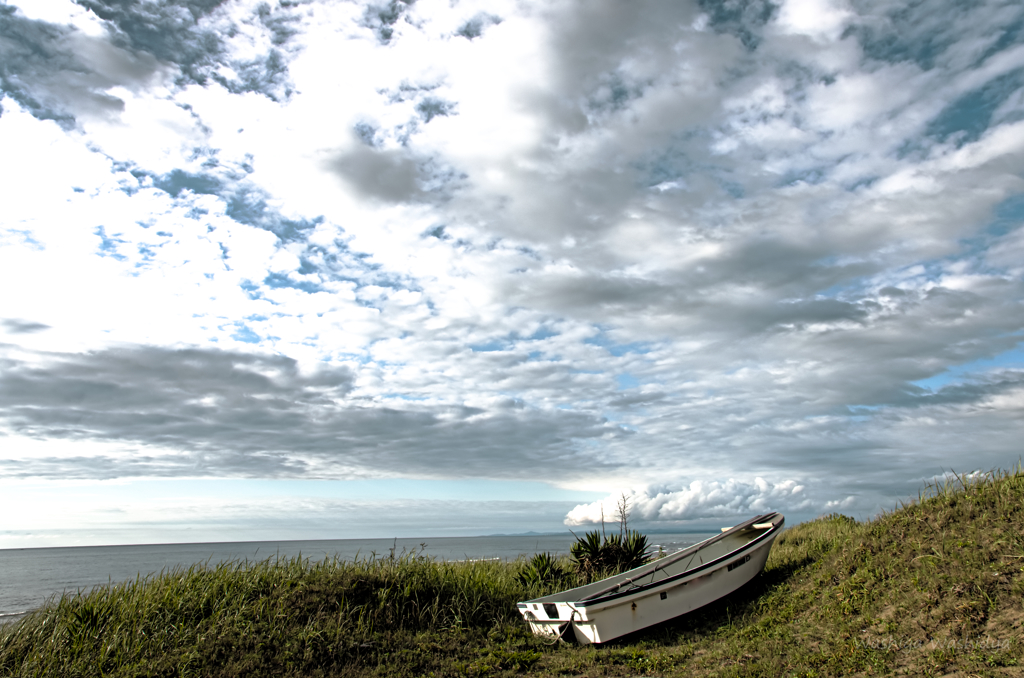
[0,346,627,480]
[0,0,300,129]
[0,5,158,126]
[75,0,228,85]
[2,319,50,334]
[329,145,424,203]
[77,0,298,98]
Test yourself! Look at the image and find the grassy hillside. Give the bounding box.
[2,468,1022,677]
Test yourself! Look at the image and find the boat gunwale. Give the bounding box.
[574,515,783,607]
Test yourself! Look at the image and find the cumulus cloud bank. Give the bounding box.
[564,479,817,527]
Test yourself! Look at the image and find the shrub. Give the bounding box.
[570,530,650,580]
[517,552,565,586]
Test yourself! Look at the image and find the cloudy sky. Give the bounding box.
[1,0,1022,548]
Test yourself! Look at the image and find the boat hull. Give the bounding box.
[517,513,783,644]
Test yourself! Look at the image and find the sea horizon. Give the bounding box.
[0,532,715,626]
[0,527,717,553]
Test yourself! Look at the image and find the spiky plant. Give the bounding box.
[570,530,651,580]
[569,530,605,580]
[517,552,564,586]
[619,530,650,571]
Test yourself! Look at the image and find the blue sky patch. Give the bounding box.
[230,323,261,344]
[94,226,127,260]
[912,344,1024,391]
[225,187,322,242]
[585,331,653,357]
[616,373,640,390]
[987,193,1024,237]
[263,272,325,294]
[523,326,558,341]
[416,96,456,123]
[469,339,507,352]
[154,169,223,198]
[455,13,501,40]
[927,69,1024,146]
[697,0,776,50]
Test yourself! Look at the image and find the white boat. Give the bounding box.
[517,512,784,644]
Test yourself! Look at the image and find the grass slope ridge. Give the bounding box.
[2,468,1023,677]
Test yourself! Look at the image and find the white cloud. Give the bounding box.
[824,496,855,510]
[565,478,814,526]
[775,0,853,43]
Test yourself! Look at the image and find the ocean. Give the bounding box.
[0,532,712,626]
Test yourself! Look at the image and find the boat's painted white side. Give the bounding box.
[517,512,783,644]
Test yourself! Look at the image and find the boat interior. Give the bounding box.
[527,516,780,604]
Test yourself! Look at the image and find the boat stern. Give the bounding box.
[516,601,579,639]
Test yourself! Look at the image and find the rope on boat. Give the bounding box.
[546,607,579,645]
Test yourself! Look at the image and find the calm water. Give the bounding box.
[0,533,711,625]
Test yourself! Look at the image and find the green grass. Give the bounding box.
[3,467,1023,677]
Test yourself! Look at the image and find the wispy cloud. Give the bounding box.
[0,345,627,480]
